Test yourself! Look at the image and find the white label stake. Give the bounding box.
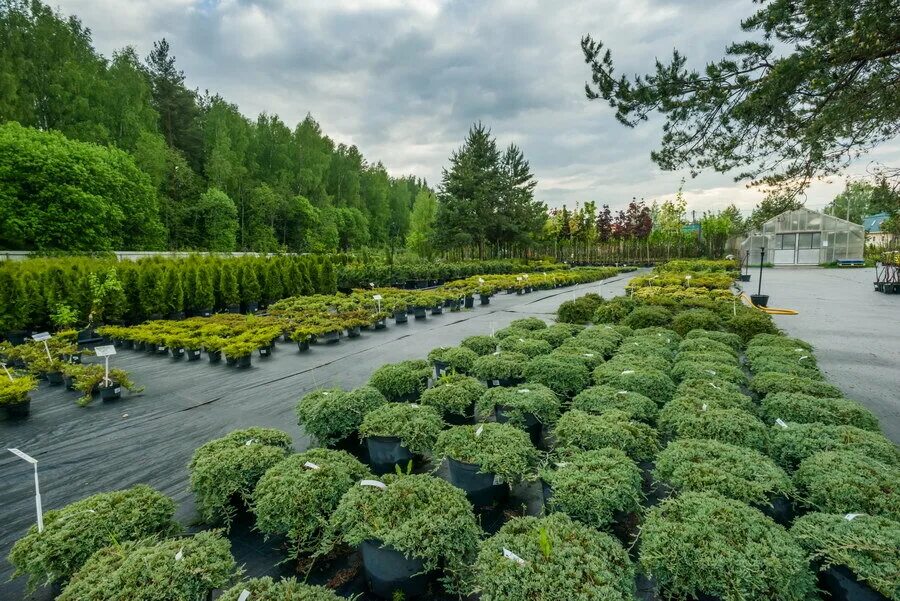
[360,480,386,490]
[8,448,43,532]
[237,591,251,601]
[503,548,526,565]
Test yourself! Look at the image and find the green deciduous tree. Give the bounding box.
[407,188,438,258]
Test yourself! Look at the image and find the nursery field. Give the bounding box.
[0,269,642,601]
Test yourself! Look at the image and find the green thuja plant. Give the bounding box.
[299,261,315,295]
[193,265,216,312]
[263,259,284,304]
[0,269,26,333]
[319,258,337,294]
[137,264,164,318]
[160,267,184,316]
[239,262,261,307]
[219,263,240,308]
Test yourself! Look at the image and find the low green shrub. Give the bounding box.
[593,297,635,323]
[725,306,779,341]
[530,324,576,348]
[476,383,561,426]
[557,295,605,324]
[577,324,626,345]
[675,350,738,365]
[794,451,900,520]
[640,492,816,601]
[498,336,554,358]
[745,343,816,365]
[790,512,900,600]
[571,385,658,423]
[420,374,486,419]
[567,331,620,357]
[750,372,843,398]
[593,366,675,405]
[769,422,900,470]
[549,345,605,369]
[494,326,531,340]
[541,448,642,528]
[747,333,812,352]
[219,578,344,601]
[8,485,179,591]
[368,359,431,401]
[472,352,528,382]
[685,328,742,351]
[522,356,591,398]
[509,316,548,331]
[57,530,237,601]
[189,428,292,525]
[427,346,479,374]
[674,378,754,408]
[658,395,755,437]
[472,513,635,601]
[296,386,386,446]
[599,353,672,374]
[322,474,481,591]
[460,334,498,356]
[670,308,722,337]
[622,306,672,329]
[631,327,682,346]
[761,392,880,431]
[662,407,768,451]
[552,409,659,461]
[358,403,443,455]
[252,448,370,559]
[617,339,676,362]
[654,438,792,506]
[434,423,538,484]
[670,360,748,386]
[748,355,821,378]
[678,336,739,357]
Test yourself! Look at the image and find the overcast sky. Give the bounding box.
[56,0,900,215]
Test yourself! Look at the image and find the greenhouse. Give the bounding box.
[741,208,865,265]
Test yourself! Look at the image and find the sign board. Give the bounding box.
[372,294,382,301]
[94,345,117,357]
[31,332,51,342]
[682,223,701,234]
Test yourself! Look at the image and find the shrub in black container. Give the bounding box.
[640,492,816,601]
[674,378,754,408]
[662,406,768,451]
[593,296,635,323]
[670,308,722,337]
[498,336,554,358]
[476,382,561,427]
[420,374,485,422]
[556,295,604,324]
[530,323,577,348]
[427,345,478,374]
[571,385,658,423]
[671,360,748,386]
[794,451,900,521]
[593,366,675,405]
[681,332,742,354]
[8,485,179,591]
[550,345,605,369]
[188,427,292,525]
[508,316,547,331]
[472,513,635,601]
[761,392,880,431]
[622,305,672,329]
[57,530,237,601]
[358,403,443,456]
[253,448,371,559]
[569,328,622,358]
[750,372,844,398]
[675,349,739,366]
[617,337,677,363]
[790,512,900,601]
[768,422,900,471]
[599,352,672,374]
[219,577,346,601]
[472,351,527,385]
[747,333,812,351]
[522,355,590,398]
[435,423,538,486]
[725,306,779,341]
[540,448,642,529]
[654,438,792,506]
[553,409,659,461]
[494,325,531,340]
[368,359,431,402]
[460,334,498,356]
[296,386,387,447]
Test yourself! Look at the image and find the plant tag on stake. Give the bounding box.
[701,404,708,411]
[844,513,862,521]
[237,591,251,601]
[360,480,386,490]
[503,548,526,565]
[94,345,116,357]
[617,390,629,395]
[245,439,255,446]
[518,389,530,394]
[475,425,484,437]
[492,379,500,386]
[304,462,320,470]
[174,548,184,561]
[775,418,789,429]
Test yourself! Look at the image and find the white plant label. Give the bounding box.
[360,480,386,490]
[32,332,51,341]
[775,418,789,429]
[409,403,420,408]
[618,390,629,395]
[554,462,569,468]
[475,425,484,437]
[478,278,485,284]
[621,370,635,375]
[94,345,116,357]
[799,355,809,362]
[244,439,255,446]
[174,548,184,561]
[844,513,862,521]
[237,591,251,601]
[518,389,530,394]
[502,548,526,565]
[372,294,382,301]
[701,404,708,411]
[492,379,500,385]
[708,382,720,390]
[584,353,595,358]
[304,462,320,470]
[705,369,717,376]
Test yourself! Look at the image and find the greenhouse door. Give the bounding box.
[773,233,821,264]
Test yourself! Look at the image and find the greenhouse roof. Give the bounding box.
[863,212,890,233]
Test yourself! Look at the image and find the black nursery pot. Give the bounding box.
[236,355,252,368]
[169,311,186,321]
[430,304,443,315]
[4,398,31,419]
[63,375,76,390]
[208,349,222,364]
[374,318,387,330]
[366,436,415,475]
[225,355,237,366]
[464,295,475,309]
[226,304,241,314]
[244,302,259,314]
[322,330,340,344]
[750,294,769,307]
[46,371,64,386]
[258,345,273,357]
[187,348,202,361]
[199,308,213,318]
[121,339,134,350]
[297,340,310,352]
[540,478,553,506]
[155,344,168,355]
[347,325,361,338]
[432,360,449,378]
[486,377,522,388]
[393,311,408,324]
[171,347,185,360]
[820,565,889,601]
[360,540,430,600]
[495,406,542,447]
[758,494,795,526]
[739,274,752,282]
[480,294,490,305]
[100,382,122,402]
[446,457,507,507]
[444,401,476,426]
[4,330,27,346]
[413,306,427,319]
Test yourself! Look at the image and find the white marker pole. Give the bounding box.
[2,363,13,382]
[104,355,110,387]
[8,448,43,532]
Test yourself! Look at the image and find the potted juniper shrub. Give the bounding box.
[219,578,346,601]
[393,306,409,324]
[296,386,386,452]
[56,530,237,601]
[434,423,538,507]
[8,485,179,591]
[188,427,292,526]
[552,409,659,463]
[661,405,769,452]
[768,422,900,472]
[252,448,371,561]
[522,355,590,399]
[761,392,880,431]
[498,336,554,359]
[358,403,442,474]
[471,352,527,387]
[0,373,38,418]
[508,317,547,331]
[369,359,431,402]
[478,286,492,305]
[427,345,478,377]
[419,374,486,425]
[791,512,900,601]
[321,474,481,599]
[204,335,225,363]
[592,366,676,406]
[540,448,642,542]
[224,340,255,368]
[476,383,561,446]
[460,334,498,356]
[571,385,659,424]
[472,513,635,601]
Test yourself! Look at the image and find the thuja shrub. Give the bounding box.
[670,360,748,386]
[498,336,554,358]
[530,324,577,348]
[761,392,881,431]
[684,329,743,352]
[358,403,442,455]
[750,371,843,398]
[8,485,179,591]
[725,307,779,342]
[427,346,478,374]
[670,308,723,337]
[509,317,548,331]
[460,334,498,356]
[593,366,675,405]
[322,474,481,591]
[541,448,642,528]
[622,306,672,329]
[420,374,486,419]
[189,428,292,525]
[522,355,590,398]
[794,451,900,521]
[472,513,635,601]
[472,352,528,383]
[434,423,538,485]
[557,295,604,324]
[368,359,431,401]
[57,530,237,601]
[550,345,605,370]
[640,492,816,601]
[674,378,754,409]
[790,513,900,600]
[654,438,792,506]
[593,296,635,323]
[769,422,900,471]
[571,385,658,424]
[252,448,371,559]
[552,409,659,461]
[476,383,561,426]
[219,578,345,601]
[664,407,768,451]
[296,386,386,446]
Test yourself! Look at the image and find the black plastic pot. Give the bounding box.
[171,347,185,360]
[516,288,524,295]
[348,325,361,338]
[4,398,31,419]
[155,344,169,355]
[486,377,522,388]
[413,306,427,319]
[245,302,259,314]
[4,330,27,346]
[208,349,222,364]
[63,375,76,390]
[495,406,542,447]
[366,436,414,475]
[739,274,751,282]
[393,311,408,324]
[446,457,507,507]
[100,382,122,402]
[187,348,202,361]
[464,295,474,309]
[46,371,64,386]
[199,308,213,318]
[235,355,252,368]
[480,294,490,305]
[541,478,553,506]
[449,300,462,312]
[259,345,273,357]
[443,402,475,426]
[169,311,186,321]
[506,288,516,294]
[121,339,134,350]
[432,360,449,378]
[750,294,769,307]
[430,305,443,315]
[297,340,310,352]
[333,434,368,462]
[63,352,82,364]
[225,355,237,366]
[225,304,240,314]
[374,318,387,330]
[360,540,429,599]
[759,494,795,526]
[820,566,888,601]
